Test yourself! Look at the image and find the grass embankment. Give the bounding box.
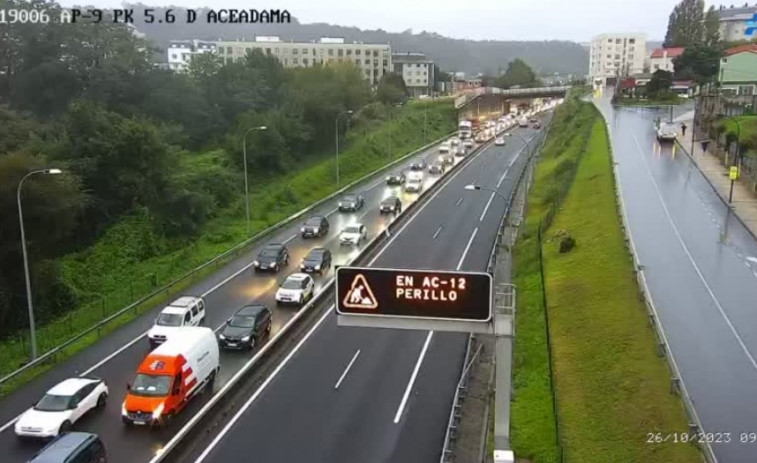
[511,98,699,462]
[0,100,455,395]
[718,115,757,160]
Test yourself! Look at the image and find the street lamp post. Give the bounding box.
[335,110,354,187]
[17,168,62,360]
[242,126,267,234]
[507,132,531,157]
[465,184,508,202]
[718,113,741,203]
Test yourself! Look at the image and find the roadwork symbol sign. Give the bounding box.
[343,273,378,309]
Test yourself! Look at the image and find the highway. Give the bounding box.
[187,119,550,463]
[0,132,474,462]
[596,96,757,463]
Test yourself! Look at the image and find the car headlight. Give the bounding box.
[269,262,277,268]
[219,334,226,340]
[241,336,251,342]
[152,403,164,419]
[301,227,306,232]
[315,264,321,270]
[253,260,259,267]
[386,176,390,181]
[122,402,128,416]
[313,227,319,233]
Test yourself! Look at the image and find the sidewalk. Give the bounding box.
[675,119,757,239]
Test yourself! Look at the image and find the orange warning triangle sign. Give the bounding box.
[343,273,379,310]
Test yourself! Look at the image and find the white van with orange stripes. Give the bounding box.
[121,327,219,426]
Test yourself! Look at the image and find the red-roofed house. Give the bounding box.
[649,47,685,73]
[719,44,757,95]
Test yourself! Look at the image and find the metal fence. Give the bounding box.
[0,131,457,392]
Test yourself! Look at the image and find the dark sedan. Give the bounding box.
[338,193,364,212]
[386,172,406,185]
[300,248,332,274]
[409,159,427,171]
[428,162,445,174]
[301,215,329,238]
[218,305,272,350]
[380,196,402,214]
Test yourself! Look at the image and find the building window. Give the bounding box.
[615,38,621,44]
[171,53,178,59]
[606,54,611,59]
[607,39,612,43]
[356,49,361,55]
[373,50,378,57]
[383,59,387,66]
[356,59,361,65]
[629,38,635,44]
[615,54,620,59]
[338,49,343,57]
[237,47,243,54]
[266,48,271,55]
[293,48,298,55]
[293,58,298,65]
[303,58,308,65]
[328,49,334,56]
[738,85,754,96]
[346,49,352,55]
[653,64,659,70]
[303,48,308,54]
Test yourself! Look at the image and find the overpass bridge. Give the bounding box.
[455,85,570,121]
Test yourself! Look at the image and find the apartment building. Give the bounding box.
[215,36,392,86]
[392,52,434,97]
[649,47,685,73]
[588,33,647,85]
[717,4,757,42]
[166,40,217,72]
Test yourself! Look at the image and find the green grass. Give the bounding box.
[540,117,700,462]
[0,101,456,395]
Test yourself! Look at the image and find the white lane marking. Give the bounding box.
[455,197,463,207]
[283,233,298,244]
[325,206,339,217]
[393,330,434,423]
[334,350,361,390]
[194,305,333,463]
[479,193,496,222]
[433,226,443,239]
[746,256,757,264]
[631,134,757,371]
[457,227,479,270]
[497,168,510,188]
[367,180,384,191]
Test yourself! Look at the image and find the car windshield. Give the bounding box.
[383,198,397,204]
[344,226,361,234]
[306,250,325,261]
[281,278,304,290]
[34,394,72,412]
[130,374,172,397]
[156,313,183,326]
[260,249,279,257]
[305,218,322,226]
[342,195,356,202]
[229,315,256,328]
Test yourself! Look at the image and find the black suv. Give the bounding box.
[380,196,402,214]
[253,243,289,272]
[300,248,332,274]
[301,215,329,238]
[386,171,406,185]
[409,159,427,171]
[218,305,272,350]
[338,193,364,212]
[28,432,106,463]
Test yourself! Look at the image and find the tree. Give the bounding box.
[647,70,674,96]
[673,44,721,84]
[495,58,540,88]
[376,73,407,104]
[704,5,721,47]
[664,0,705,47]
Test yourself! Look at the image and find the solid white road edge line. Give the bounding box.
[193,305,334,463]
[393,330,434,424]
[334,350,361,390]
[457,227,479,271]
[631,133,757,371]
[479,193,495,222]
[496,168,510,189]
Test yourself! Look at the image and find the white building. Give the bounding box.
[166,40,217,72]
[588,33,647,85]
[649,47,685,73]
[392,52,434,97]
[717,4,757,42]
[216,36,392,87]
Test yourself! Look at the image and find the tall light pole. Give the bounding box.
[335,110,353,187]
[242,126,267,234]
[17,168,63,360]
[718,113,741,204]
[465,184,508,201]
[507,132,532,157]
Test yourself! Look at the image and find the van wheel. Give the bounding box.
[207,371,217,392]
[97,392,108,408]
[59,421,72,434]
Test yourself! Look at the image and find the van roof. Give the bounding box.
[168,296,201,308]
[29,432,97,462]
[150,327,214,357]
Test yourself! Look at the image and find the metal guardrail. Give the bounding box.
[602,116,716,463]
[149,124,499,463]
[0,130,457,391]
[440,334,481,463]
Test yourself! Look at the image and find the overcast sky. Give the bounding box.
[54,0,719,42]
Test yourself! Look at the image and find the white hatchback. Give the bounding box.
[15,377,108,438]
[276,273,315,306]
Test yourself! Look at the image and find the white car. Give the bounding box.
[147,296,206,349]
[15,377,108,438]
[450,138,460,146]
[656,122,677,141]
[495,138,505,146]
[340,223,367,245]
[275,273,315,306]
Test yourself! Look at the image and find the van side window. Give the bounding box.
[197,300,205,312]
[183,312,191,324]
